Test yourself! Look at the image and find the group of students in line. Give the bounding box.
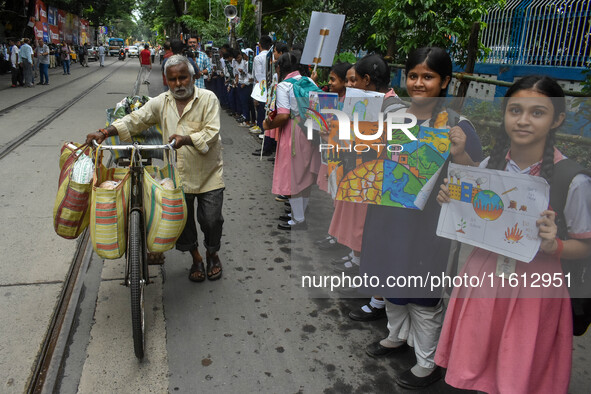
[253,42,591,392]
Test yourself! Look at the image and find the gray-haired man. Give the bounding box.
[87,55,225,283]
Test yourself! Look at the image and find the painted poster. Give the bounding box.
[436,163,550,262]
[329,109,451,209]
[308,91,339,131]
[341,88,384,122]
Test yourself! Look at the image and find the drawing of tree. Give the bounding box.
[456,218,467,233]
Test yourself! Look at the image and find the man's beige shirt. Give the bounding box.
[112,88,224,194]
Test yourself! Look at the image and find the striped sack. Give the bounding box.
[53,142,93,239]
[143,165,187,253]
[90,163,131,259]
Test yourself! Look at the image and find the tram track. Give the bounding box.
[0,61,128,161]
[26,231,93,394]
[12,61,135,393]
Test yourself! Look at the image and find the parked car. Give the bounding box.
[87,46,98,61]
[127,46,139,57]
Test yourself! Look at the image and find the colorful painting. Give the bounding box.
[437,163,550,262]
[331,111,451,210]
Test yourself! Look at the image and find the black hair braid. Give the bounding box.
[487,124,510,170]
[429,98,445,127]
[539,130,557,182]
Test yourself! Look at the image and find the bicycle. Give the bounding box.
[93,140,176,359]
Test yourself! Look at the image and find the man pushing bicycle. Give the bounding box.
[87,54,225,283]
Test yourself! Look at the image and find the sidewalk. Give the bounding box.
[0,56,116,92]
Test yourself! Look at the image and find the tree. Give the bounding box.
[369,0,502,65]
[237,1,257,47]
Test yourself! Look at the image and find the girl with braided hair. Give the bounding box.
[435,75,591,393]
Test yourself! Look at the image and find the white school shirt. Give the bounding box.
[253,50,268,84]
[480,155,591,239]
[237,60,252,85]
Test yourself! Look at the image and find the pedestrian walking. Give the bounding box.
[61,41,71,74]
[98,43,105,67]
[140,43,152,84]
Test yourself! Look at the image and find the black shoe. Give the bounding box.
[275,195,290,202]
[316,236,344,251]
[252,150,272,156]
[395,367,442,389]
[277,220,307,231]
[349,304,386,321]
[285,207,292,214]
[333,261,359,274]
[365,341,409,358]
[278,214,291,222]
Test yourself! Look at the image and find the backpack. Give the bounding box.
[284,76,324,145]
[550,159,591,336]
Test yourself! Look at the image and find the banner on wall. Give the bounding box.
[58,9,66,41]
[34,22,44,39]
[36,1,47,23]
[49,25,59,44]
[43,23,49,43]
[48,6,57,26]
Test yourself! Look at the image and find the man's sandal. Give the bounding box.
[206,253,222,281]
[147,252,165,265]
[189,260,206,282]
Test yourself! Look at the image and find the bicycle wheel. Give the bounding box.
[129,210,145,359]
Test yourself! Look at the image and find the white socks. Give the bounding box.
[379,338,406,348]
[362,296,385,313]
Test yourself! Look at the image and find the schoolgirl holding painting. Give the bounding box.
[436,75,591,394]
[359,47,482,389]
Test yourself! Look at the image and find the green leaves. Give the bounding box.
[368,0,503,65]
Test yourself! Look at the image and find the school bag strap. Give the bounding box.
[284,76,322,120]
[549,158,591,336]
[550,159,591,240]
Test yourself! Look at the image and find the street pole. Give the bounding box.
[255,0,262,40]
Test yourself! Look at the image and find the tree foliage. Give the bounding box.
[370,0,502,65]
[237,1,257,47]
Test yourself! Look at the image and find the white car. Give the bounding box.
[127,46,139,57]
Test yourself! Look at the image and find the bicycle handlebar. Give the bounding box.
[92,140,176,151]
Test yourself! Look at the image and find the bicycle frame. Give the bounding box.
[93,140,176,283]
[93,140,175,359]
[93,141,176,278]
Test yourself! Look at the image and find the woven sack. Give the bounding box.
[143,164,187,252]
[53,142,93,239]
[90,149,131,259]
